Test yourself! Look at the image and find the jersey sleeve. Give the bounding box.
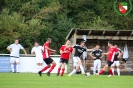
[20,44,24,49]
[60,46,64,51]
[115,48,118,52]
[73,44,79,48]
[8,44,13,49]
[70,47,73,53]
[91,50,95,55]
[31,47,35,53]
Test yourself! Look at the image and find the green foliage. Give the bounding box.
[0,0,133,53]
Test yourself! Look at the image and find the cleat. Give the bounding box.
[61,74,63,76]
[38,71,42,77]
[96,73,99,76]
[68,74,71,77]
[56,73,59,76]
[46,72,50,77]
[82,72,85,75]
[108,74,112,77]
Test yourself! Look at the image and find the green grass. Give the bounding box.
[0,73,132,88]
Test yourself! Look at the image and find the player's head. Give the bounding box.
[95,44,100,49]
[114,44,117,48]
[65,39,71,46]
[14,39,19,44]
[108,41,114,47]
[34,41,39,46]
[80,41,85,47]
[47,38,52,43]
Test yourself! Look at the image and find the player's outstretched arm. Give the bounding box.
[87,49,94,52]
[22,49,27,55]
[45,46,56,52]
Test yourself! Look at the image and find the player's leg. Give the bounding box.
[10,57,15,73]
[97,60,101,74]
[36,58,40,71]
[68,64,79,76]
[98,64,108,75]
[57,58,64,76]
[116,61,120,76]
[93,60,97,75]
[111,62,115,75]
[38,58,51,77]
[38,57,43,71]
[57,63,62,76]
[47,58,56,76]
[61,63,66,76]
[16,58,20,73]
[77,57,85,74]
[68,57,79,76]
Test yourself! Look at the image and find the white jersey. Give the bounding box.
[8,44,24,57]
[31,46,43,57]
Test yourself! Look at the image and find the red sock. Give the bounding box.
[48,64,56,73]
[41,65,50,72]
[57,68,61,74]
[61,68,65,76]
[109,69,113,75]
[99,70,104,75]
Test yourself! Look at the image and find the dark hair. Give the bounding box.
[35,41,39,43]
[108,41,114,45]
[65,39,70,42]
[80,41,85,44]
[96,44,100,46]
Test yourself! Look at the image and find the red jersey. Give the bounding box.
[60,45,73,60]
[43,42,50,59]
[108,47,118,62]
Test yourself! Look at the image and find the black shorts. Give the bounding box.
[107,60,114,67]
[43,57,53,65]
[60,58,68,64]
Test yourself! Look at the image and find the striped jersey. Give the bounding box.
[108,47,118,62]
[43,42,50,59]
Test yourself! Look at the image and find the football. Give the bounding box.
[86,72,90,77]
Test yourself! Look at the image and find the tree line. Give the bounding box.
[0,0,133,54]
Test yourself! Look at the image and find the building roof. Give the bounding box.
[66,28,133,40]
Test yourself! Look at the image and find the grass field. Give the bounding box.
[0,73,132,88]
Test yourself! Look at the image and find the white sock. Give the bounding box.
[69,69,76,76]
[112,68,114,74]
[80,65,85,73]
[117,68,120,76]
[16,65,19,72]
[37,66,40,71]
[39,66,42,71]
[11,64,14,72]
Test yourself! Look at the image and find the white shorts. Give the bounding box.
[111,61,120,66]
[36,56,43,63]
[73,57,81,66]
[10,57,19,63]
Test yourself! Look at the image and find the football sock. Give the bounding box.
[41,65,50,72]
[69,69,76,76]
[57,68,61,74]
[39,66,42,71]
[61,68,65,76]
[112,68,114,74]
[37,65,40,71]
[11,64,14,72]
[80,65,85,73]
[99,70,104,75]
[109,69,113,75]
[16,65,19,72]
[117,68,120,76]
[48,64,56,73]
